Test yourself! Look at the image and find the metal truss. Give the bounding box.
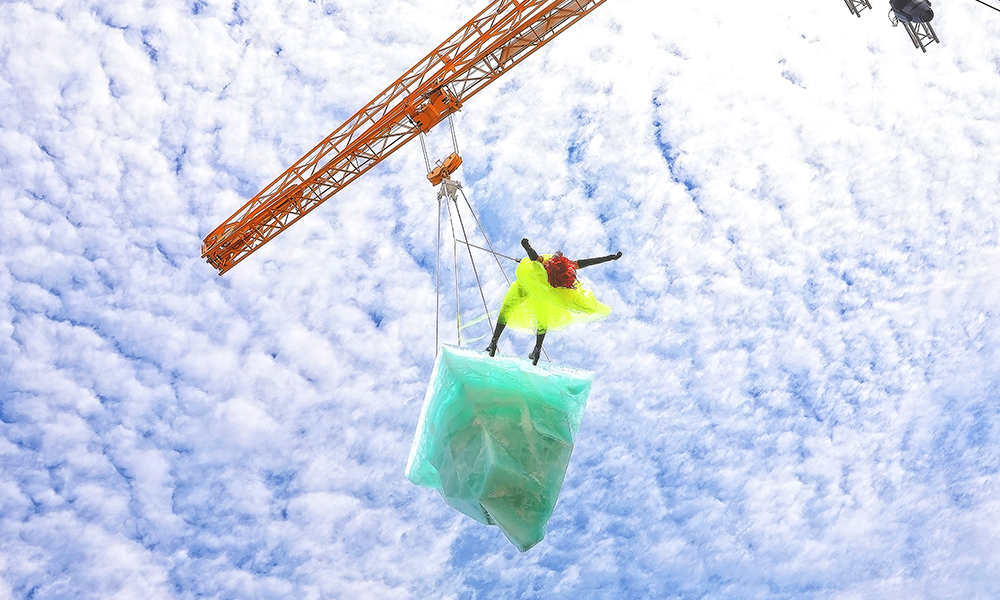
[844,0,873,17]
[889,9,940,52]
[203,0,609,275]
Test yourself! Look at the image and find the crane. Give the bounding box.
[845,0,1000,52]
[202,0,609,275]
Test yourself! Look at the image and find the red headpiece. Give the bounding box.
[544,253,577,288]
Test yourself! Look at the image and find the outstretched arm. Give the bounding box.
[576,251,622,269]
[521,238,540,262]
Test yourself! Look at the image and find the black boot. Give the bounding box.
[485,321,506,357]
[528,332,545,366]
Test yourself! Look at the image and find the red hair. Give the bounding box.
[544,254,577,288]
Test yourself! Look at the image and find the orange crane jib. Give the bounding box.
[201,0,610,275]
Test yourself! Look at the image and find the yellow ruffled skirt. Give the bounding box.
[499,257,611,334]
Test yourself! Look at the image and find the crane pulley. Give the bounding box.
[420,113,464,187]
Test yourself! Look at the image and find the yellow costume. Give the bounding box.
[499,255,611,334]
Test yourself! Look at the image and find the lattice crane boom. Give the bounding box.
[202,0,609,275]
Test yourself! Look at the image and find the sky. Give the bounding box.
[2,0,1000,598]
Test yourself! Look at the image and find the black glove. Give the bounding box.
[577,252,621,269]
[521,238,539,261]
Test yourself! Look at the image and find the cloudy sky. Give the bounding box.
[3,0,1000,597]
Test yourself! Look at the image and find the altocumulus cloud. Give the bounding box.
[2,0,1000,598]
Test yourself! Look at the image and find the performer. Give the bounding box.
[485,238,621,365]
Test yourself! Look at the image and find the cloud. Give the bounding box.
[2,0,1000,598]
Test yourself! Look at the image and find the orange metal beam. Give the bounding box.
[202,0,609,275]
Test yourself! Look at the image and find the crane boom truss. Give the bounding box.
[202,0,609,275]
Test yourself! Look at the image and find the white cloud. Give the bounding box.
[3,0,1000,597]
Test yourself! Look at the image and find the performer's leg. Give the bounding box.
[528,302,548,365]
[528,330,545,365]
[486,320,505,357]
[487,283,525,356]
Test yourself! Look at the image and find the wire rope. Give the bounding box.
[458,187,512,286]
[435,193,442,355]
[419,132,432,173]
[426,120,550,363]
[444,195,463,345]
[448,114,460,156]
[450,194,495,334]
[453,239,519,263]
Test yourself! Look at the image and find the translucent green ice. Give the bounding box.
[406,345,593,552]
